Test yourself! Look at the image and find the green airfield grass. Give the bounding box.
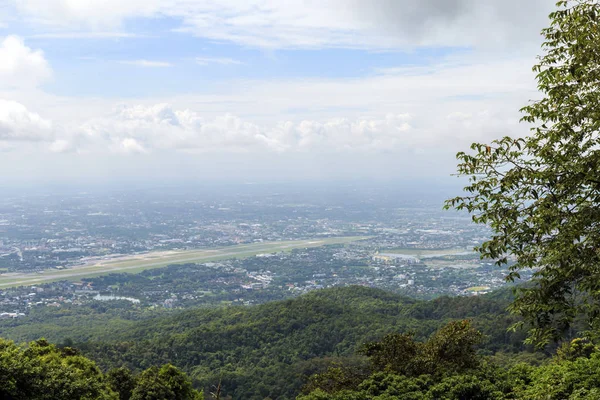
[0,236,367,288]
[466,286,491,292]
[384,248,475,258]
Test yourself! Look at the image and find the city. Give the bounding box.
[0,184,524,317]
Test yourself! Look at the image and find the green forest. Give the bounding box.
[1,286,599,399]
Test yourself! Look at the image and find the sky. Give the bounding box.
[0,0,556,186]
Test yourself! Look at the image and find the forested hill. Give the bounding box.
[68,286,527,399]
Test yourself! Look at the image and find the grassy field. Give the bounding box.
[465,286,491,292]
[383,248,475,258]
[0,236,367,289]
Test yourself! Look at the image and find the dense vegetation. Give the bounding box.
[300,323,600,400]
[0,286,597,399]
[1,286,541,399]
[0,338,201,400]
[72,286,533,399]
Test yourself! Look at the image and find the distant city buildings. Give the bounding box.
[0,188,524,316]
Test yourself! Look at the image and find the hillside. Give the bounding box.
[60,286,526,399]
[4,285,600,399]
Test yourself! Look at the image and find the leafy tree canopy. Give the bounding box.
[445,0,600,347]
[0,338,117,400]
[301,324,600,400]
[0,338,201,400]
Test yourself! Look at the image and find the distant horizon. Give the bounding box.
[0,176,466,196]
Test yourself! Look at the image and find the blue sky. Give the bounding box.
[0,0,555,184]
[14,20,470,98]
[43,46,465,98]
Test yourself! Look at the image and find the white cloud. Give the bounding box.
[165,56,536,125]
[11,0,161,29]
[81,104,284,153]
[48,139,72,153]
[0,52,536,156]
[4,101,413,155]
[118,138,147,154]
[0,35,52,88]
[30,31,142,39]
[118,59,172,67]
[10,0,554,50]
[75,103,415,153]
[195,57,243,66]
[0,92,533,181]
[0,99,54,142]
[66,103,512,155]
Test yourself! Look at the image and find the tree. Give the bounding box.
[358,332,420,375]
[445,0,600,347]
[426,375,504,400]
[518,351,600,399]
[304,320,483,398]
[130,364,201,400]
[107,367,138,400]
[555,338,597,362]
[359,320,481,377]
[423,319,483,373]
[0,338,117,400]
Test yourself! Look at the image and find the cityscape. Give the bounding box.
[0,184,523,317]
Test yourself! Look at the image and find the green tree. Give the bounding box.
[358,332,419,375]
[518,351,600,399]
[555,338,597,362]
[359,320,482,377]
[445,0,600,346]
[0,338,117,400]
[304,320,483,397]
[426,375,504,400]
[131,364,201,400]
[423,319,483,374]
[107,366,138,400]
[303,363,370,394]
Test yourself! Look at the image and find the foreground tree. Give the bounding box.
[300,321,502,400]
[304,320,483,397]
[0,338,117,400]
[445,0,600,347]
[358,320,482,377]
[130,364,201,400]
[0,337,202,400]
[107,367,138,400]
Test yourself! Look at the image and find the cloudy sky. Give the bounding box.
[0,0,555,185]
